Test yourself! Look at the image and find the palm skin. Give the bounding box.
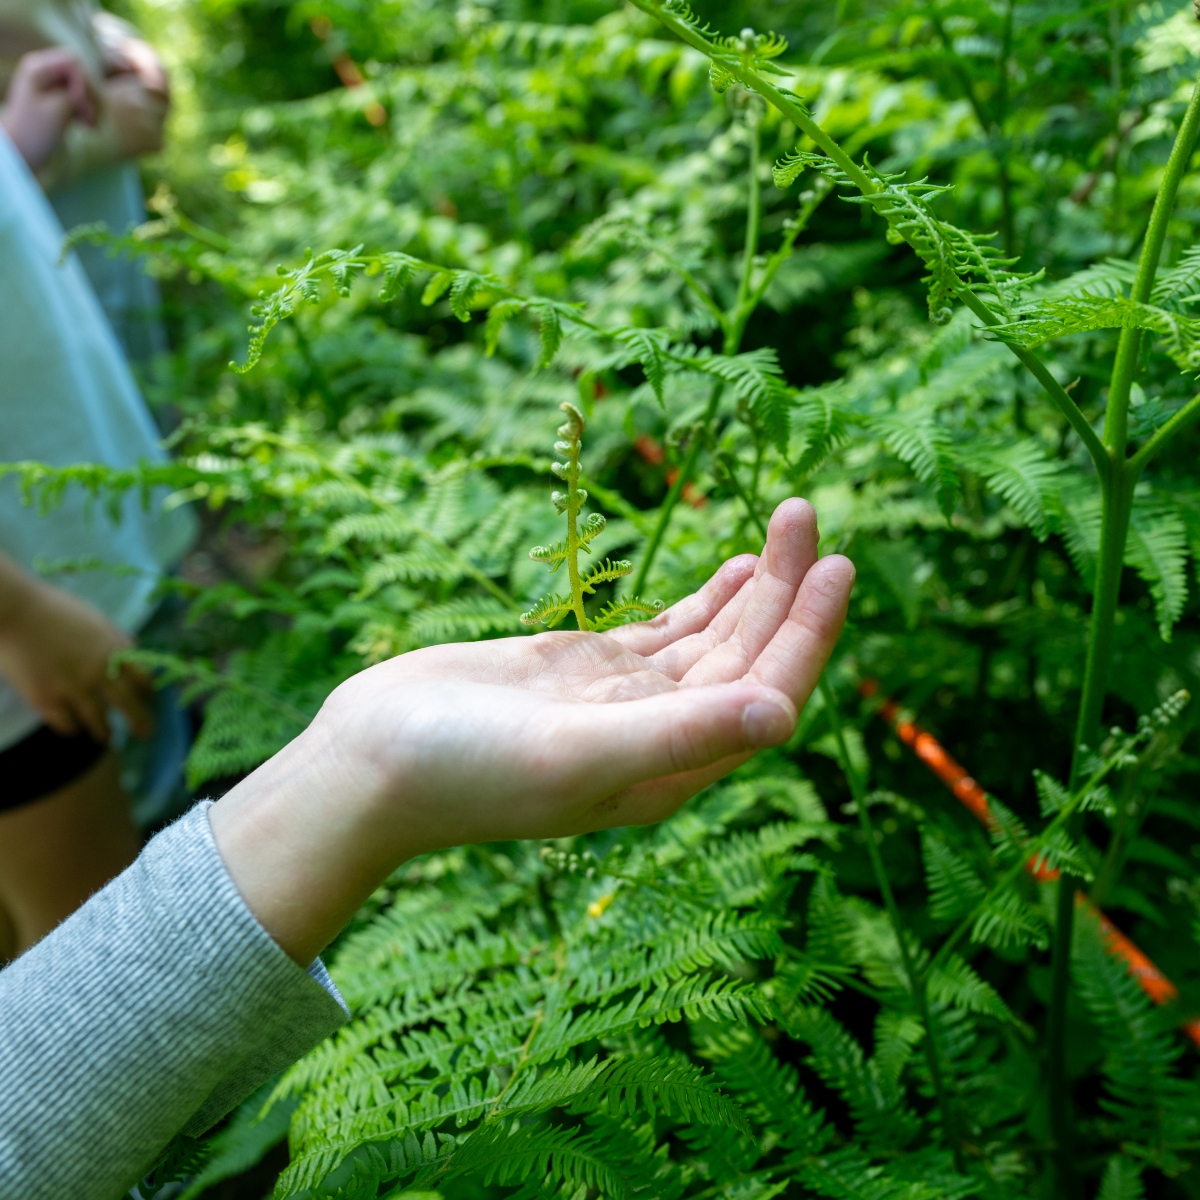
[211,497,854,964]
[314,498,852,843]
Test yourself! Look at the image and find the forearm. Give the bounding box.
[209,720,411,968]
[0,804,347,1200]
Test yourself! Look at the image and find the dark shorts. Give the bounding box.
[0,724,106,812]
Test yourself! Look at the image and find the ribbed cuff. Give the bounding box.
[0,801,348,1200]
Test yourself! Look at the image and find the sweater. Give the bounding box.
[0,801,349,1199]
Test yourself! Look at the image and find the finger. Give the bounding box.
[117,657,155,699]
[39,700,80,739]
[559,682,796,808]
[67,60,97,126]
[104,673,155,739]
[72,691,111,744]
[664,498,819,685]
[603,553,757,656]
[24,49,96,125]
[747,554,855,702]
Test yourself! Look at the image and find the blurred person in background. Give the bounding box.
[0,47,195,959]
[0,0,170,358]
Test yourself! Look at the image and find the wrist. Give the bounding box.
[208,711,419,965]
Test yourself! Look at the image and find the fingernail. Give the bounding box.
[742,698,794,748]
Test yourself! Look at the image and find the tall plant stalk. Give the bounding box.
[632,110,829,595]
[630,2,1200,1181]
[1045,79,1200,1185]
[818,676,963,1170]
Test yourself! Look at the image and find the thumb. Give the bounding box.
[563,683,796,796]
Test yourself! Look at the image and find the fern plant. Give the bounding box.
[27,0,1200,1195]
[521,402,662,632]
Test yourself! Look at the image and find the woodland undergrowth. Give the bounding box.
[26,0,1200,1196]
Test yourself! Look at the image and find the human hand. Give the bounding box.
[1,48,96,171]
[0,556,154,743]
[103,74,167,159]
[103,34,170,102]
[211,498,854,963]
[98,30,169,159]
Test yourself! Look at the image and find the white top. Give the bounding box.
[0,130,195,749]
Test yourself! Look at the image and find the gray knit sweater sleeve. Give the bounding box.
[0,801,349,1200]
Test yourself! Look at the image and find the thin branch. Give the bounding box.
[817,676,962,1168]
[1127,392,1200,475]
[956,287,1112,482]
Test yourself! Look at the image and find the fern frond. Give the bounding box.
[701,1026,833,1154]
[871,414,960,517]
[971,884,1050,952]
[994,295,1200,370]
[1034,770,1070,817]
[922,833,986,921]
[580,558,633,590]
[520,594,575,627]
[793,151,1022,323]
[529,540,571,571]
[970,441,1064,539]
[359,547,464,594]
[410,596,521,643]
[590,597,666,631]
[502,1056,750,1132]
[783,1006,920,1148]
[579,511,607,546]
[926,954,1014,1023]
[1073,908,1197,1156]
[1151,244,1200,311]
[1098,1156,1146,1200]
[791,388,855,475]
[1061,491,1103,587]
[431,1119,633,1200]
[1126,498,1190,641]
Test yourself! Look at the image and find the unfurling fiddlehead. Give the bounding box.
[522,403,663,633]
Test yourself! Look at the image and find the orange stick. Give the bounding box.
[860,679,1200,1049]
[310,17,387,127]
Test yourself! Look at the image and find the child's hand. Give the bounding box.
[100,32,169,160]
[1,49,96,171]
[0,556,154,743]
[211,499,854,965]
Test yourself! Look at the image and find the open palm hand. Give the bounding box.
[310,498,854,852]
[212,498,853,963]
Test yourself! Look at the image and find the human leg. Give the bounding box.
[0,751,139,954]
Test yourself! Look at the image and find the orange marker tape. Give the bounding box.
[860,679,1200,1049]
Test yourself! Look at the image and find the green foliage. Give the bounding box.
[60,0,1200,1194]
[521,403,661,632]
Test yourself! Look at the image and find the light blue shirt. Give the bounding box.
[0,131,195,749]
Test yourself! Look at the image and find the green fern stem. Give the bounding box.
[557,405,591,632]
[817,676,962,1170]
[635,0,1121,483]
[631,99,762,595]
[632,385,723,597]
[735,107,762,315]
[1047,75,1200,1190]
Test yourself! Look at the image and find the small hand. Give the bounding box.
[0,563,155,743]
[211,498,854,963]
[103,35,170,102]
[103,75,167,159]
[100,33,169,159]
[1,49,96,171]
